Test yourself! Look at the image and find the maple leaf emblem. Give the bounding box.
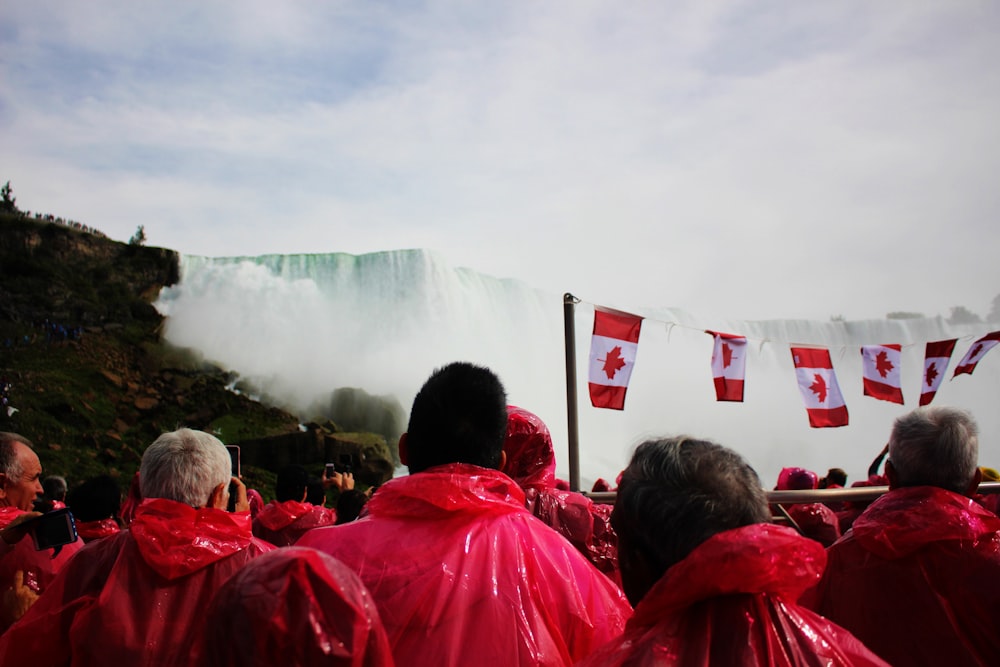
[874,350,894,378]
[722,343,734,369]
[809,373,828,403]
[599,345,627,380]
[925,362,938,388]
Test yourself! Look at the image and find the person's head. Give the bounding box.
[202,547,393,667]
[42,475,68,502]
[140,428,231,509]
[819,467,848,488]
[401,362,508,474]
[306,477,327,506]
[335,489,369,525]
[66,475,123,522]
[502,406,556,490]
[776,467,818,491]
[886,407,980,495]
[0,432,43,511]
[275,465,309,503]
[612,436,771,606]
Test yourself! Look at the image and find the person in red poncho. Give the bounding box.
[298,362,631,667]
[0,428,274,666]
[803,407,1000,666]
[578,436,889,667]
[65,474,123,543]
[253,464,338,546]
[772,466,842,547]
[503,405,619,580]
[0,432,82,633]
[200,547,393,667]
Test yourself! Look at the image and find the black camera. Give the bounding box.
[21,508,79,556]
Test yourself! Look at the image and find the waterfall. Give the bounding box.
[154,250,999,488]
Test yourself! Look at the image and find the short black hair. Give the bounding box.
[275,465,309,502]
[335,489,369,525]
[66,475,122,522]
[405,362,508,474]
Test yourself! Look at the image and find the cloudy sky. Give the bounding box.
[3,1,999,321]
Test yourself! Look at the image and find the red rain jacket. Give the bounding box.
[297,464,632,667]
[0,506,83,634]
[75,518,121,543]
[578,523,888,667]
[804,486,1000,666]
[0,498,273,665]
[199,546,393,667]
[252,499,337,546]
[504,406,619,579]
[785,502,841,546]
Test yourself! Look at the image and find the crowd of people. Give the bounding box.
[0,360,997,665]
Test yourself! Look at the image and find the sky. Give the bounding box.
[3,1,999,322]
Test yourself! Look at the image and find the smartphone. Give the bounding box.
[22,508,78,555]
[226,445,241,478]
[325,462,336,477]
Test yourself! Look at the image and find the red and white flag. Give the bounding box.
[953,331,1000,377]
[919,339,956,406]
[791,347,849,428]
[861,344,903,404]
[588,307,643,410]
[707,330,746,402]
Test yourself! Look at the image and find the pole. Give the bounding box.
[563,293,581,492]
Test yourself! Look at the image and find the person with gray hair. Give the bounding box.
[579,436,888,667]
[805,407,1000,666]
[0,428,273,665]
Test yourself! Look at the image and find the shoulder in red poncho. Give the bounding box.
[578,523,889,667]
[297,463,631,667]
[804,485,1000,666]
[0,498,274,666]
[0,506,83,634]
[252,499,337,546]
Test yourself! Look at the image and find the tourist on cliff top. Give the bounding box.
[199,547,393,667]
[772,466,841,547]
[65,474,122,543]
[503,405,619,581]
[0,433,82,633]
[253,464,339,547]
[579,437,888,667]
[803,407,1000,665]
[0,428,274,665]
[298,362,631,667]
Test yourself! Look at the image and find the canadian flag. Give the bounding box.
[790,347,849,428]
[953,331,1000,377]
[588,307,643,410]
[707,331,746,402]
[919,339,956,406]
[861,344,903,404]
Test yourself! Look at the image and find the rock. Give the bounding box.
[134,396,158,411]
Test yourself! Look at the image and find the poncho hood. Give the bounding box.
[852,485,1000,559]
[130,497,253,580]
[632,523,826,625]
[367,463,527,520]
[255,499,316,531]
[502,406,557,490]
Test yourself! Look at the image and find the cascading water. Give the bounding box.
[155,250,999,488]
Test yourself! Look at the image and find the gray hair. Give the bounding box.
[140,429,231,508]
[613,436,771,579]
[42,475,68,501]
[888,407,979,494]
[0,433,34,480]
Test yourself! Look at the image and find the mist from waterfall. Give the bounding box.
[154,250,1000,489]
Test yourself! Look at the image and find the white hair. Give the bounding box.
[888,407,979,494]
[140,429,231,508]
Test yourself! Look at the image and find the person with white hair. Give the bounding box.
[0,428,273,665]
[804,407,1000,665]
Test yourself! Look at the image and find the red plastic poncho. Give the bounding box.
[578,523,888,667]
[0,506,83,634]
[75,517,121,543]
[252,499,338,547]
[0,498,274,666]
[199,547,394,667]
[504,406,619,579]
[803,486,1000,666]
[297,464,632,667]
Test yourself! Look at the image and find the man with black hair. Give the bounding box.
[579,436,887,666]
[253,464,338,546]
[299,361,630,667]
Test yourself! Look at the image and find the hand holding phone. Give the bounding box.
[19,508,78,557]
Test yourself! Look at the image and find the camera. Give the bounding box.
[21,508,79,555]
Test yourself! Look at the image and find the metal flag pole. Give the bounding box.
[563,293,582,492]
